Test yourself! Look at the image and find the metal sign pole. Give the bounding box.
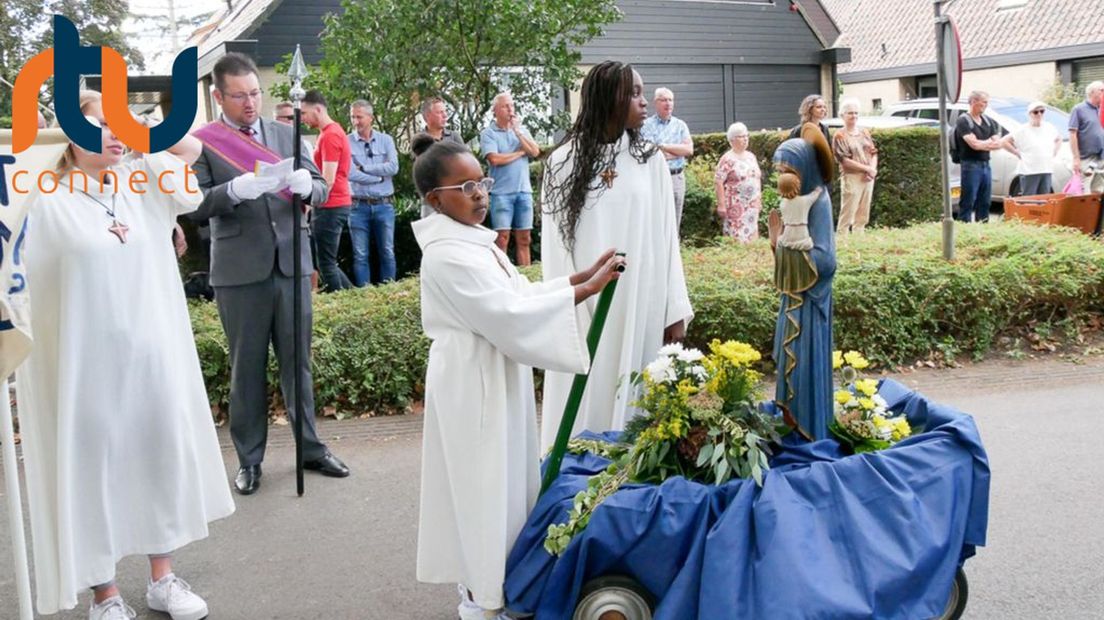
[936,0,953,259]
[936,0,955,261]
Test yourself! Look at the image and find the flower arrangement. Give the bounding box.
[544,341,783,556]
[828,350,912,453]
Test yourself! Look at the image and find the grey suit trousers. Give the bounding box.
[215,273,327,466]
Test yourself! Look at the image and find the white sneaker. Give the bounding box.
[457,584,482,620]
[88,595,136,620]
[456,584,511,620]
[146,574,209,620]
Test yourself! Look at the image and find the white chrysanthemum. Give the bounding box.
[645,356,676,383]
[658,343,684,357]
[872,394,888,409]
[677,348,705,363]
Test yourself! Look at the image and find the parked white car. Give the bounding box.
[822,115,939,130]
[882,97,1073,206]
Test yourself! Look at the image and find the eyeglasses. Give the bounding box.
[431,178,494,197]
[222,89,263,103]
[1030,109,1045,115]
[276,114,294,121]
[364,142,375,159]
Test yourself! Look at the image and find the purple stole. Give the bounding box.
[192,120,293,201]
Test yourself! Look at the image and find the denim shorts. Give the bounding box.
[489,192,534,230]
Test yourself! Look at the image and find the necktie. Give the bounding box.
[239,126,255,139]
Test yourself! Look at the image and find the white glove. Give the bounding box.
[287,168,314,199]
[229,172,280,201]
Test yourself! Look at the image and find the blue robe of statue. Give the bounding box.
[772,138,836,440]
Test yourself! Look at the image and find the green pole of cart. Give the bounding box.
[540,275,620,496]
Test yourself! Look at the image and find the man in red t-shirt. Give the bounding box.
[302,90,353,291]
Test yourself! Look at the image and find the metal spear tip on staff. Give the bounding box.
[288,44,307,497]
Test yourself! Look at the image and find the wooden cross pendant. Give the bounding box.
[108,219,130,244]
[599,168,617,188]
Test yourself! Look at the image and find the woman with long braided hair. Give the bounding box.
[539,61,693,451]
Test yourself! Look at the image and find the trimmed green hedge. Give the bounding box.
[686,127,944,238]
[180,128,943,279]
[191,221,1104,419]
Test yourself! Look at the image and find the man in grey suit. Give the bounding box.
[190,53,349,495]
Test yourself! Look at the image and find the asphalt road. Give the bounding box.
[1,356,1102,619]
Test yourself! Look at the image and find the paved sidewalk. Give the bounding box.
[2,356,1102,619]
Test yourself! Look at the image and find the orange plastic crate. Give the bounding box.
[1003,192,1102,235]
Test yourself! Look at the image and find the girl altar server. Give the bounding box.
[410,135,624,619]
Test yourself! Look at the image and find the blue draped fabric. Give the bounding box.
[772,138,837,440]
[504,380,990,619]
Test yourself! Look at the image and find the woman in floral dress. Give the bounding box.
[714,122,762,242]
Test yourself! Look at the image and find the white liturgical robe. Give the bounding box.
[16,152,235,614]
[413,213,588,609]
[540,133,694,452]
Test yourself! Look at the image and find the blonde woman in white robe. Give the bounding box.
[16,91,234,620]
[409,135,625,619]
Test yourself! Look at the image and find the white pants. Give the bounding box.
[1081,155,1104,194]
[838,173,874,233]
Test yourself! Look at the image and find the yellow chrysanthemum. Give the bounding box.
[859,397,876,410]
[843,351,870,370]
[835,389,854,405]
[710,339,761,367]
[891,418,912,441]
[832,350,844,370]
[871,415,890,429]
[855,379,878,397]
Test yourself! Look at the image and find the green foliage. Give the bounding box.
[681,159,722,245]
[1041,73,1084,113]
[683,222,1104,367]
[191,277,429,420]
[191,221,1104,420]
[0,1,144,118]
[691,127,944,230]
[544,340,780,555]
[277,0,622,143]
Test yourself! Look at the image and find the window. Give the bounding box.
[916,109,940,120]
[916,76,938,99]
[872,98,882,113]
[890,110,911,118]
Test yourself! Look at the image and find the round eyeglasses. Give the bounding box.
[431,177,494,197]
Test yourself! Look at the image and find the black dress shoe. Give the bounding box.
[303,452,350,478]
[234,464,262,495]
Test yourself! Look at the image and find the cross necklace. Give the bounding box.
[77,189,129,243]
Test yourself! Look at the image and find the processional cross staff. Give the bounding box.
[288,45,308,497]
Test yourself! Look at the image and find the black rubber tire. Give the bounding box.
[933,566,969,620]
[573,575,656,620]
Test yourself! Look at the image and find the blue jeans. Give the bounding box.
[958,160,992,223]
[311,206,353,291]
[489,192,534,230]
[350,200,396,286]
[1018,173,1053,196]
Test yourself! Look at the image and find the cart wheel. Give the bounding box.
[573,575,655,620]
[933,567,969,620]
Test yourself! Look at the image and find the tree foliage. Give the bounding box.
[0,1,144,118]
[277,0,622,143]
[1041,73,1084,113]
